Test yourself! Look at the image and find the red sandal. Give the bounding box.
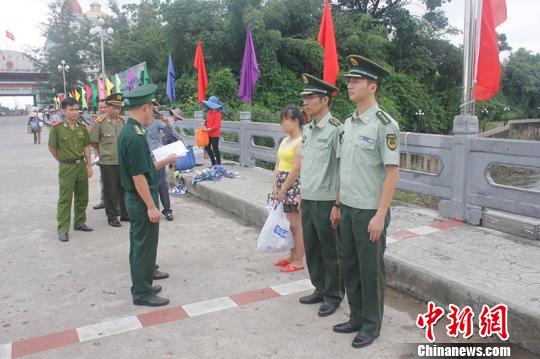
[280,263,304,273]
[273,259,291,267]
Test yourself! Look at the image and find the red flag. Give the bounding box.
[318,0,339,86]
[84,83,92,107]
[5,31,15,41]
[193,40,208,105]
[475,0,507,101]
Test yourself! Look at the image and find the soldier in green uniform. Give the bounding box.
[90,93,129,227]
[298,74,344,317]
[332,56,400,348]
[48,97,94,242]
[118,84,178,307]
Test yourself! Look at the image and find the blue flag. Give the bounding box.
[166,53,176,103]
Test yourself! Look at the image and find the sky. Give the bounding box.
[1,0,539,108]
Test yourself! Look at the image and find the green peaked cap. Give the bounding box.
[344,55,390,81]
[300,74,338,97]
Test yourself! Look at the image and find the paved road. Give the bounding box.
[0,116,535,358]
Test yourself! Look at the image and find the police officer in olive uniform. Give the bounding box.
[90,93,129,227]
[48,97,94,242]
[118,84,178,307]
[332,56,400,348]
[298,74,344,317]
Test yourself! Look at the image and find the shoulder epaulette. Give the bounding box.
[376,110,391,125]
[133,124,146,136]
[118,115,126,123]
[52,121,63,127]
[329,117,342,127]
[96,115,107,123]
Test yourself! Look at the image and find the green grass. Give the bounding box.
[393,189,440,209]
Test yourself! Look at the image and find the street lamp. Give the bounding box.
[57,60,70,96]
[414,109,425,132]
[480,108,489,132]
[89,17,114,79]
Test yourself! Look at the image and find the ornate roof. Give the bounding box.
[63,0,83,17]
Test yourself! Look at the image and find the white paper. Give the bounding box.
[152,141,188,162]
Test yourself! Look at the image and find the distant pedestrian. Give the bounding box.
[27,111,42,144]
[201,96,224,166]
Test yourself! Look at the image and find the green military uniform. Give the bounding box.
[48,121,91,234]
[339,56,400,338]
[90,93,128,223]
[118,84,161,301]
[299,74,344,307]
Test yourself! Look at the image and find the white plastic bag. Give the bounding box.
[257,202,294,252]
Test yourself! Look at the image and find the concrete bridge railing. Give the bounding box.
[175,112,540,224]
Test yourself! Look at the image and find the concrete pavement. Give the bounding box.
[0,116,537,358]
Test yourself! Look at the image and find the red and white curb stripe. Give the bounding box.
[1,219,463,358]
[1,279,314,358]
[386,219,464,244]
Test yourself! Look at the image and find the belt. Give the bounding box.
[59,156,85,165]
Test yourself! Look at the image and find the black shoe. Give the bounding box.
[58,233,69,242]
[93,202,105,210]
[153,270,169,280]
[299,292,324,305]
[163,211,173,221]
[133,294,169,307]
[152,285,162,294]
[74,224,93,232]
[318,302,338,317]
[108,217,122,227]
[120,215,130,222]
[352,331,378,348]
[333,321,361,334]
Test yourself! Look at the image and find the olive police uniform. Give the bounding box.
[299,74,344,310]
[118,84,161,302]
[90,93,128,225]
[339,56,400,340]
[48,120,91,235]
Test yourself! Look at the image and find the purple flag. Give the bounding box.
[127,68,137,91]
[238,26,259,103]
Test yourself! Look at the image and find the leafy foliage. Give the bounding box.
[36,0,539,132]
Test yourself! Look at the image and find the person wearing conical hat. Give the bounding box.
[292,74,345,317]
[332,55,400,348]
[89,93,128,228]
[118,84,179,307]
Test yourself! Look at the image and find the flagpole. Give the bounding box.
[461,0,481,116]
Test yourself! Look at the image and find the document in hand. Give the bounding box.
[152,141,188,162]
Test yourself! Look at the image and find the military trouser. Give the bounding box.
[57,161,88,234]
[340,205,390,337]
[99,166,104,202]
[301,199,344,306]
[125,191,159,301]
[101,165,128,219]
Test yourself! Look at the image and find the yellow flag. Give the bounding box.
[105,77,113,96]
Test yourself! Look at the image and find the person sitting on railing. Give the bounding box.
[272,105,305,273]
[201,96,224,166]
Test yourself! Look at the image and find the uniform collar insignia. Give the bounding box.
[134,125,145,135]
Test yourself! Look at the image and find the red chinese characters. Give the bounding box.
[416,301,445,342]
[479,304,509,341]
[416,302,509,342]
